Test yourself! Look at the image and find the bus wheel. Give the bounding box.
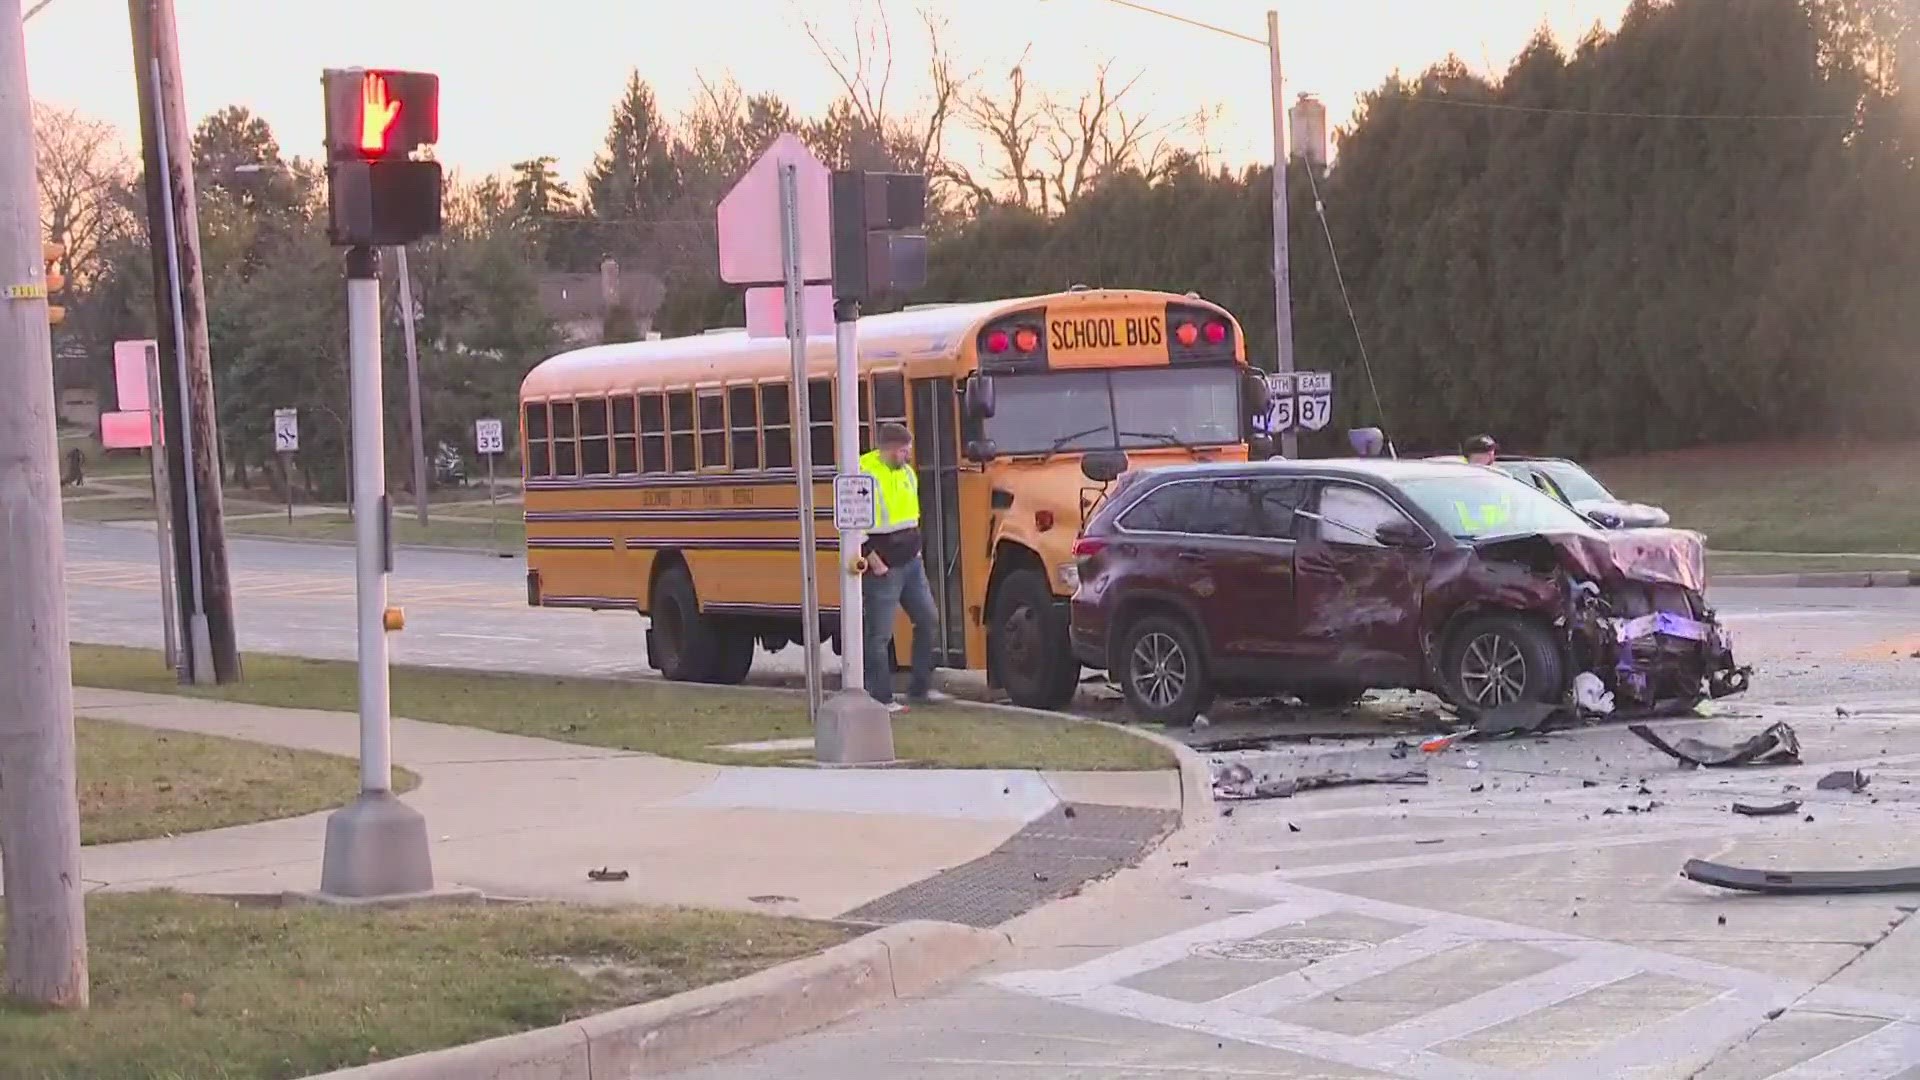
[650,565,717,681]
[701,626,755,685]
[992,568,1079,711]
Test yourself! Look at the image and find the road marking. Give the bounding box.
[992,878,1920,1080]
[437,632,538,643]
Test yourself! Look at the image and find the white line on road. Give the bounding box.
[435,632,539,643]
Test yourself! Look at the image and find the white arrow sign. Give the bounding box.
[273,408,298,452]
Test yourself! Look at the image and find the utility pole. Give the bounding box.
[0,0,89,1008]
[394,246,428,527]
[1267,9,1298,459]
[128,0,240,684]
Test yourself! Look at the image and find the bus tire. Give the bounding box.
[701,626,755,686]
[649,565,718,682]
[992,568,1079,711]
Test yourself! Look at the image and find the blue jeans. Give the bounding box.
[863,554,938,705]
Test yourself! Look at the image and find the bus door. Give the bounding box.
[912,377,967,668]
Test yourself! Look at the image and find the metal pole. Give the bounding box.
[395,246,428,528]
[486,451,497,557]
[317,244,433,900]
[347,247,390,794]
[833,306,864,696]
[1267,9,1299,460]
[779,163,823,722]
[148,56,215,682]
[282,451,293,524]
[0,0,88,1007]
[144,343,178,674]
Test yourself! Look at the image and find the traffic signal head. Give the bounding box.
[830,171,929,301]
[43,241,64,325]
[322,69,439,162]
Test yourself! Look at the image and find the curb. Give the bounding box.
[1715,570,1918,589]
[305,919,1010,1079]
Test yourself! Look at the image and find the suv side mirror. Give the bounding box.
[963,374,996,420]
[1080,449,1129,484]
[1584,509,1622,530]
[964,438,999,463]
[1375,520,1430,549]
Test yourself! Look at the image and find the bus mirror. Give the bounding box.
[1248,433,1276,461]
[964,438,999,462]
[1243,369,1272,414]
[1080,449,1129,484]
[964,375,996,420]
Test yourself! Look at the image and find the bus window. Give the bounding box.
[612,395,637,475]
[872,372,908,453]
[808,379,833,466]
[858,379,873,453]
[762,383,793,470]
[524,402,550,477]
[552,400,578,477]
[667,391,694,473]
[698,390,726,469]
[729,386,761,470]
[639,393,666,474]
[579,397,611,475]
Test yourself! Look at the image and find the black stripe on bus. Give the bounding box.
[524,508,835,523]
[526,536,844,552]
[525,468,837,492]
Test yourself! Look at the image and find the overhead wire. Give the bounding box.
[1301,161,1394,459]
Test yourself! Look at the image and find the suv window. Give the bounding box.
[1120,476,1305,539]
[1315,483,1415,548]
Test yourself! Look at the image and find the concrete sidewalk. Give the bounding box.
[22,688,1180,921]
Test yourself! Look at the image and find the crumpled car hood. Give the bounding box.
[1473,528,1707,592]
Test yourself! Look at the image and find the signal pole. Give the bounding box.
[1267,9,1299,459]
[128,0,240,683]
[0,0,89,1008]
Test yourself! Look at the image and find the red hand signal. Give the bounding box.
[359,72,401,154]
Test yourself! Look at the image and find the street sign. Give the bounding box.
[1296,370,1334,432]
[474,417,504,456]
[716,133,832,286]
[273,408,299,452]
[833,472,876,531]
[1265,395,1297,433]
[745,283,833,340]
[113,340,157,411]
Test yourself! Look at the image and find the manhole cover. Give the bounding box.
[1192,937,1371,964]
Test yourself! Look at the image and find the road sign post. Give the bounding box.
[273,408,298,524]
[475,418,503,555]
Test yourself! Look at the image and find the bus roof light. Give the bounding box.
[1204,320,1227,345]
[1174,321,1199,348]
[985,329,1011,354]
[1013,326,1040,353]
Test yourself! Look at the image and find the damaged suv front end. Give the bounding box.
[1469,528,1749,716]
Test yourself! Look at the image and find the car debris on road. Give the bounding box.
[1683,860,1920,895]
[1628,721,1801,767]
[1212,748,1428,800]
[1817,769,1871,792]
[1731,800,1802,817]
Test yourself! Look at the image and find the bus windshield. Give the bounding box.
[984,367,1241,455]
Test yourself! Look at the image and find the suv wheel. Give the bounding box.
[1118,614,1214,726]
[1443,615,1565,711]
[992,568,1080,710]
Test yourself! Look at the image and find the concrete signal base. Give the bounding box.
[318,790,436,898]
[816,689,897,765]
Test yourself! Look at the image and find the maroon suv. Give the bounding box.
[1069,459,1747,726]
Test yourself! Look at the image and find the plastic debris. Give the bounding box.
[1628,721,1801,767]
[1817,769,1870,793]
[1212,748,1427,800]
[588,867,630,882]
[1732,800,1802,817]
[1574,672,1616,716]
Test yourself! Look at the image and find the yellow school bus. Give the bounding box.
[519,287,1264,709]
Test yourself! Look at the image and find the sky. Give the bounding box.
[22,0,1633,184]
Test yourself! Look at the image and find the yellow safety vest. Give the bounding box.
[859,449,920,534]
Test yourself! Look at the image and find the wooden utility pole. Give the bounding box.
[1267,9,1298,459]
[128,0,241,683]
[0,0,90,1008]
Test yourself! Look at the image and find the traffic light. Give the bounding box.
[43,241,64,326]
[321,69,442,246]
[830,171,928,302]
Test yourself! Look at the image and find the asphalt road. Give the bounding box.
[62,521,1920,704]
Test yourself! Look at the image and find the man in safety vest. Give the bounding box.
[859,423,949,712]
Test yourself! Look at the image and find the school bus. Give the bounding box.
[519,288,1267,709]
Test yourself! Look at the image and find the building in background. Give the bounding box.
[537,257,665,345]
[1289,93,1328,169]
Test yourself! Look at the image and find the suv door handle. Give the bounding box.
[1177,550,1207,563]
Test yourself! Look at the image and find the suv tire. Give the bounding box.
[992,568,1079,710]
[1442,615,1565,713]
[649,565,717,682]
[1117,613,1214,726]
